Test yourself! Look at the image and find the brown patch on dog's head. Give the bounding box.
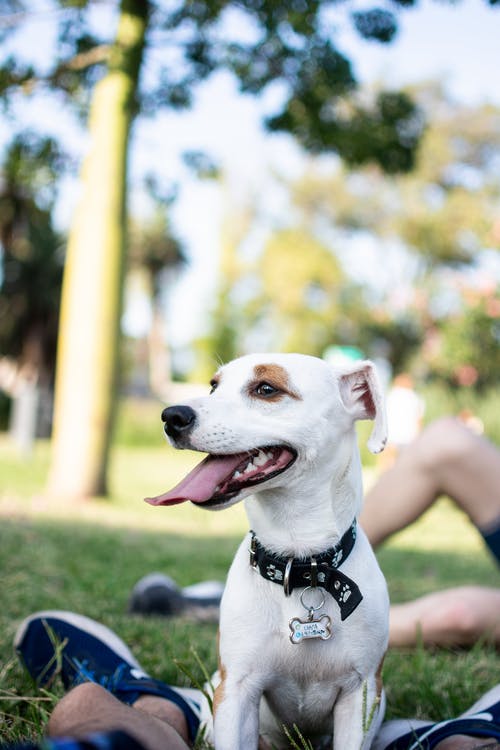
[247,364,302,402]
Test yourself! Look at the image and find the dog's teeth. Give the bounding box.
[265,451,274,460]
[244,463,254,474]
[234,471,242,478]
[254,453,267,467]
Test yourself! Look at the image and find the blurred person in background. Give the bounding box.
[361,416,500,648]
[382,373,425,467]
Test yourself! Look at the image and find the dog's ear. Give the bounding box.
[337,361,387,454]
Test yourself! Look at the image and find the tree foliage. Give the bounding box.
[286,89,500,379]
[428,295,500,390]
[128,204,186,298]
[199,225,356,371]
[0,132,64,379]
[292,88,500,270]
[127,206,186,398]
[204,89,500,378]
[0,0,433,172]
[254,227,344,353]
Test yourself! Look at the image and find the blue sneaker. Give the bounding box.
[14,610,201,741]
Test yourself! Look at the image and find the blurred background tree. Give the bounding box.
[1,2,499,498]
[197,86,499,382]
[0,0,432,499]
[0,132,64,449]
[252,227,344,353]
[286,86,500,374]
[194,191,254,377]
[229,226,349,356]
[429,292,500,390]
[127,189,186,400]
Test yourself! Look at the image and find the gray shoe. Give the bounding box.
[128,573,224,621]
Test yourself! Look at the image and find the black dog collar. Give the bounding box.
[249,519,362,621]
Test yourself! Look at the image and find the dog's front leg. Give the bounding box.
[213,674,262,750]
[332,678,384,750]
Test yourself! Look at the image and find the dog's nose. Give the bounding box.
[161,405,197,439]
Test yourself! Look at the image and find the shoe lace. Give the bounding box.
[71,658,130,691]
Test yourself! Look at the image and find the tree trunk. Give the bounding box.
[148,301,172,401]
[47,0,149,500]
[9,328,51,455]
[10,379,39,456]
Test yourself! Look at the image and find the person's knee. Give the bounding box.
[48,683,111,736]
[416,418,476,474]
[424,588,485,645]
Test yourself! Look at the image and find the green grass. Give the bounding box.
[1,399,499,745]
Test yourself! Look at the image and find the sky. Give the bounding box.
[2,0,500,351]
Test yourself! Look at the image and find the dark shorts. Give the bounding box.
[482,518,500,566]
[2,731,145,750]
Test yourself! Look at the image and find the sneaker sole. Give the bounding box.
[14,610,143,671]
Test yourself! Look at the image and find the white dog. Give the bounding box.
[147,353,389,750]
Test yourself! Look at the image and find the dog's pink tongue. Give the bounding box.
[145,453,245,506]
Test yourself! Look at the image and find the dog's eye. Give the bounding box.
[209,379,218,394]
[254,382,279,398]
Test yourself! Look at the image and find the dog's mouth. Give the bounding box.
[145,445,297,509]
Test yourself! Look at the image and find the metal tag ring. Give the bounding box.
[284,557,294,597]
[300,585,326,612]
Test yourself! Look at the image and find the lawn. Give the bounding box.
[1,399,499,746]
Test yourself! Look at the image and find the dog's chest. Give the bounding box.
[220,535,387,675]
[260,609,364,691]
[221,553,379,670]
[265,672,339,735]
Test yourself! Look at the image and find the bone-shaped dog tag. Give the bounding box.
[289,614,332,644]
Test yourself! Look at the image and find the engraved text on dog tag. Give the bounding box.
[289,614,332,644]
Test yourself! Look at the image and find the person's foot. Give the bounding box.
[14,610,201,741]
[128,573,223,620]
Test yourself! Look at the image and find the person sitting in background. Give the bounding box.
[8,611,500,750]
[361,416,500,648]
[382,372,425,467]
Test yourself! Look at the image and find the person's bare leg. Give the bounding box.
[389,586,500,648]
[436,739,500,749]
[361,417,500,547]
[48,683,190,750]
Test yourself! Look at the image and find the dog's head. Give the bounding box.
[146,353,386,511]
